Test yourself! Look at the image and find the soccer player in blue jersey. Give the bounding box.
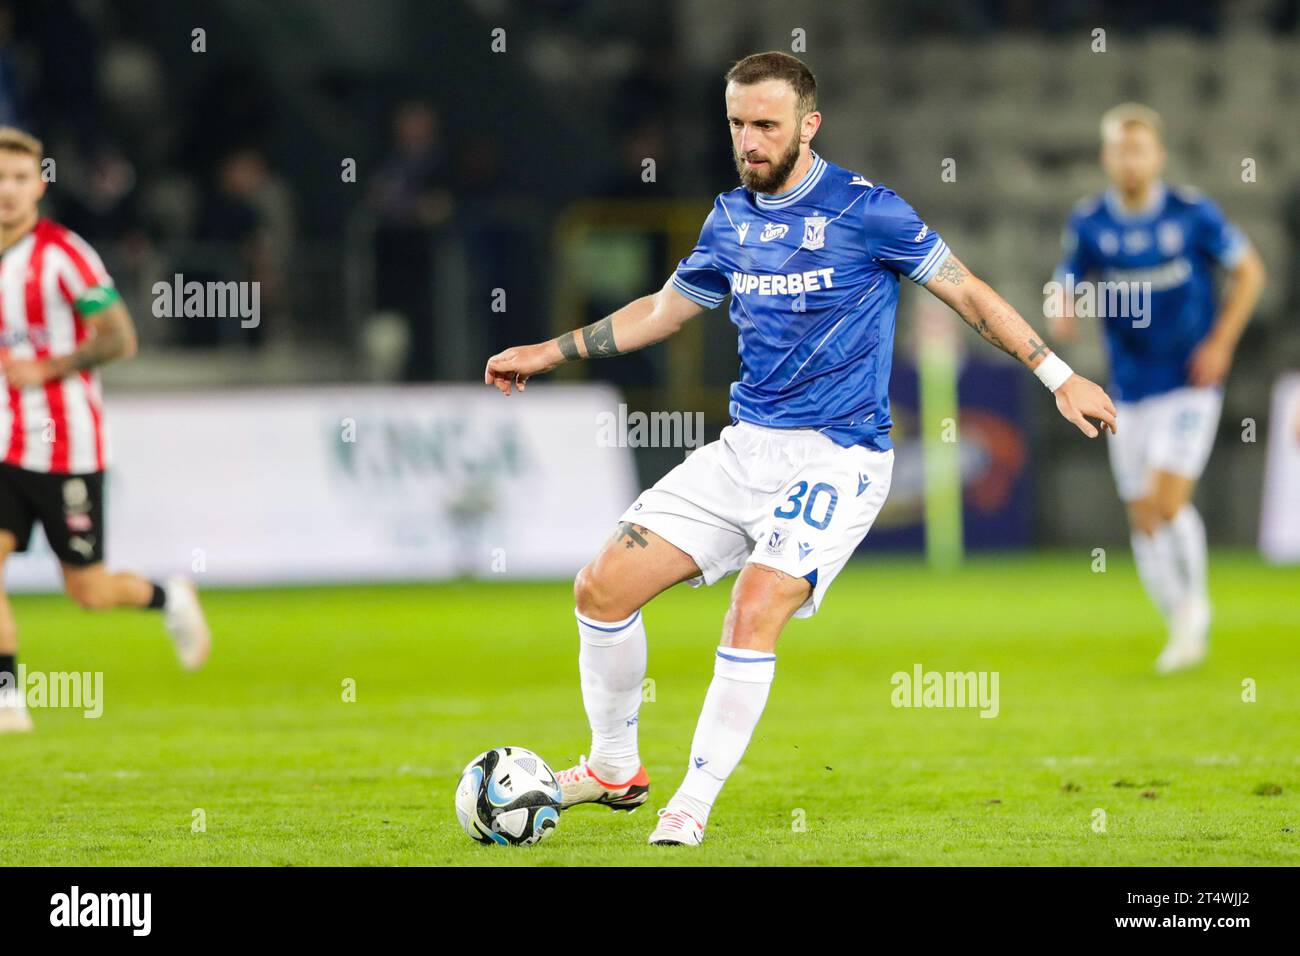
[485,52,1116,845]
[1049,103,1265,675]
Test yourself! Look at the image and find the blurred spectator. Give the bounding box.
[59,143,142,240]
[0,2,22,127]
[182,147,294,348]
[55,142,154,298]
[601,118,672,198]
[16,0,99,141]
[370,101,455,381]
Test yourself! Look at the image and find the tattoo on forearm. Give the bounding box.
[59,317,133,374]
[947,265,1048,366]
[557,318,621,361]
[581,317,619,358]
[557,331,580,361]
[934,257,967,285]
[614,522,652,549]
[962,311,1018,359]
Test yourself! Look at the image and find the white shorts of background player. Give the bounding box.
[1107,385,1224,502]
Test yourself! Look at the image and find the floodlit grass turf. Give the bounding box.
[0,552,1295,866]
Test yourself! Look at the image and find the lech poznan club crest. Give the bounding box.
[802,216,828,250]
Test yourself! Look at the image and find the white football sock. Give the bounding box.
[1131,525,1181,620]
[1166,504,1208,606]
[671,646,776,826]
[575,607,646,783]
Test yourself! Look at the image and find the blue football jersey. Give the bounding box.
[1054,181,1248,402]
[669,151,949,451]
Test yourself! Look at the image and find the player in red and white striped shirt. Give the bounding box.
[0,128,210,732]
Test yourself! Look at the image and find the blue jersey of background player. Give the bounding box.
[1053,163,1250,403]
[668,152,949,452]
[1049,103,1265,675]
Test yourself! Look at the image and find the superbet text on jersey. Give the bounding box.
[669,150,949,452]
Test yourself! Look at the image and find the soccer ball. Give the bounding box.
[455,746,561,846]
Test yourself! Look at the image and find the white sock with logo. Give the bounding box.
[1166,504,1209,606]
[575,607,646,783]
[1131,526,1182,621]
[671,646,776,826]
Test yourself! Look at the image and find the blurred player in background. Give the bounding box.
[0,128,210,733]
[1050,104,1266,674]
[485,53,1116,846]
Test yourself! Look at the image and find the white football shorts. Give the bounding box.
[1107,385,1223,501]
[618,420,894,618]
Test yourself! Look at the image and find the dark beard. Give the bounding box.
[734,130,802,194]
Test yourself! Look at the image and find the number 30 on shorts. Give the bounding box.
[773,480,838,530]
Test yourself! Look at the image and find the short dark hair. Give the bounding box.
[725,52,817,118]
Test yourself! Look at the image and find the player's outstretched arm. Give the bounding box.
[0,299,138,388]
[484,280,706,395]
[923,252,1117,438]
[1188,245,1265,387]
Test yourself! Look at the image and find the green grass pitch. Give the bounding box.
[0,553,1295,866]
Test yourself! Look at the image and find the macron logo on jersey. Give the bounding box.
[730,268,836,297]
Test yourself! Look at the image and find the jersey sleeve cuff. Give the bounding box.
[75,285,121,315]
[670,273,728,309]
[909,240,950,285]
[1217,238,1249,269]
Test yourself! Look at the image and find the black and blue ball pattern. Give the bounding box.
[455,746,562,846]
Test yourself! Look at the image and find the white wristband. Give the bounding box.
[1033,353,1074,392]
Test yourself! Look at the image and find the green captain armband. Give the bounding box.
[75,285,122,316]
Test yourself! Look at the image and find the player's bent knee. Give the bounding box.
[1127,499,1160,536]
[724,565,811,646]
[723,597,800,649]
[0,530,17,565]
[572,564,597,613]
[1152,493,1185,524]
[573,562,633,622]
[723,600,767,644]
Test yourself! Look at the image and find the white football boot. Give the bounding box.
[554,754,650,812]
[1155,596,1210,675]
[164,576,211,671]
[0,685,33,733]
[647,806,705,846]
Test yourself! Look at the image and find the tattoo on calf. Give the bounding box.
[615,522,652,549]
